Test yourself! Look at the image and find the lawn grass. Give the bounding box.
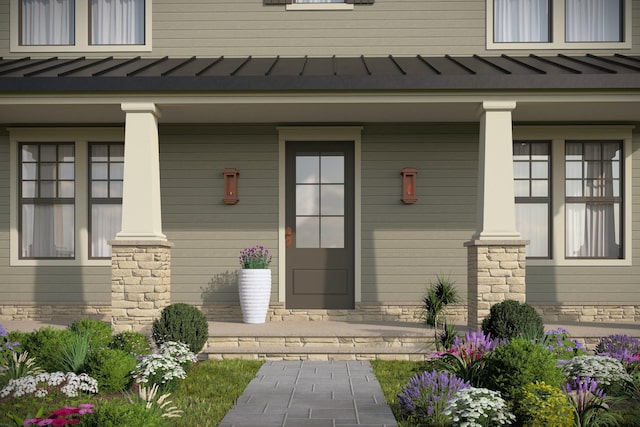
[0,359,263,427]
[171,359,263,426]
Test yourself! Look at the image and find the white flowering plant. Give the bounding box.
[443,387,516,427]
[0,372,98,399]
[132,341,196,392]
[559,355,633,389]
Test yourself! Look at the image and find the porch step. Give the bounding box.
[203,320,437,361]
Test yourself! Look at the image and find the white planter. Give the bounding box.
[238,269,272,324]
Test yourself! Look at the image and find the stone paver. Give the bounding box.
[219,361,398,427]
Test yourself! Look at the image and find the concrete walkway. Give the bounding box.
[218,361,398,427]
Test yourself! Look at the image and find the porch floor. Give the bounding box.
[3,319,639,361]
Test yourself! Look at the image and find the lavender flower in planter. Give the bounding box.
[397,369,470,424]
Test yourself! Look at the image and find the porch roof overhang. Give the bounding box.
[2,54,640,124]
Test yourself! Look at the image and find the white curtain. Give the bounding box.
[494,0,549,42]
[516,204,549,257]
[22,204,74,258]
[91,0,144,45]
[21,0,74,45]
[566,143,620,258]
[566,0,621,42]
[91,204,122,258]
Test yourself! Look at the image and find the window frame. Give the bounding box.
[10,0,152,53]
[19,143,76,260]
[9,128,125,267]
[513,140,552,259]
[486,0,632,50]
[513,126,632,267]
[89,142,124,260]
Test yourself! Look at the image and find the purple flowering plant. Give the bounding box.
[537,327,586,360]
[239,245,272,269]
[397,369,470,425]
[431,330,505,386]
[595,334,640,366]
[564,377,616,427]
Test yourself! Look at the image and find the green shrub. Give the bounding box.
[110,331,152,357]
[16,327,73,372]
[68,318,113,350]
[480,337,565,400]
[513,381,574,427]
[481,299,544,340]
[84,348,137,394]
[152,303,208,353]
[61,330,91,373]
[81,398,169,427]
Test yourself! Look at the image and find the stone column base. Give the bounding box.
[465,240,528,330]
[110,240,174,333]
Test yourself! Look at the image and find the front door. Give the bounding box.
[285,141,354,309]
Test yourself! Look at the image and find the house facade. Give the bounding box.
[0,0,639,331]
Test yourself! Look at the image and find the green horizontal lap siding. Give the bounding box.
[159,125,279,304]
[360,124,478,303]
[135,0,640,57]
[0,131,111,305]
[526,126,640,305]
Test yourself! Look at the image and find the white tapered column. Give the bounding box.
[117,103,165,240]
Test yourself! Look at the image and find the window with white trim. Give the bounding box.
[10,128,125,266]
[488,0,631,49]
[512,127,632,265]
[11,0,151,52]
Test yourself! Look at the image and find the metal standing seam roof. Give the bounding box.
[1,54,640,92]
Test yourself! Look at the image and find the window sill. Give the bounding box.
[286,3,354,10]
[527,258,632,267]
[10,44,152,54]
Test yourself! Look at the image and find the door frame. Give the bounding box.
[278,126,362,306]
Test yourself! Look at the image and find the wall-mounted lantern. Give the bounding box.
[223,168,240,205]
[401,167,417,204]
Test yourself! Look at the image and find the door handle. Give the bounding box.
[285,226,293,248]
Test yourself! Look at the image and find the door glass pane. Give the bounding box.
[513,162,529,179]
[321,185,344,215]
[321,217,344,248]
[296,156,319,183]
[321,156,344,183]
[92,163,108,180]
[566,162,582,179]
[531,162,548,179]
[110,181,123,198]
[59,181,74,198]
[110,163,124,180]
[296,217,319,248]
[296,185,319,216]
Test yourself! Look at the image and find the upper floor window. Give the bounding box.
[488,0,631,49]
[11,0,151,52]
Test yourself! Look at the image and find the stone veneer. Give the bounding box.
[2,302,640,326]
[198,302,468,324]
[465,240,528,330]
[110,240,173,333]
